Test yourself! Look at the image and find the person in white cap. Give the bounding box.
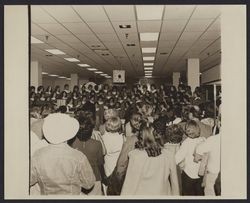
[30,113,96,195]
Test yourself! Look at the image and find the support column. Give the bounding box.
[187,58,200,93]
[172,72,180,88]
[70,73,79,91]
[31,61,42,88]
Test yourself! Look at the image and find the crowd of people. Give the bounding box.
[30,82,221,196]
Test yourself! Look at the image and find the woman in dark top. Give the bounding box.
[69,110,106,195]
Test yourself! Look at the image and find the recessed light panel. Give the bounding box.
[58,76,67,79]
[143,56,155,61]
[142,47,156,53]
[42,72,48,75]
[45,49,66,55]
[64,58,80,62]
[140,33,159,41]
[78,64,90,67]
[87,68,98,71]
[31,36,44,44]
[49,74,58,77]
[95,71,103,74]
[144,67,153,70]
[144,63,154,66]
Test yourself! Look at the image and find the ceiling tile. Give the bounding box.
[62,22,93,34]
[31,6,57,24]
[140,41,158,47]
[161,20,188,32]
[56,34,82,43]
[38,23,71,35]
[76,34,101,43]
[117,32,139,42]
[185,19,214,32]
[42,6,82,23]
[164,5,195,19]
[137,21,162,32]
[97,34,120,42]
[31,23,49,35]
[159,32,181,41]
[72,5,109,22]
[179,31,203,41]
[191,5,221,19]
[199,30,220,40]
[104,5,135,21]
[87,22,115,34]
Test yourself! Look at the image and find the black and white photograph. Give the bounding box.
[3,3,247,199]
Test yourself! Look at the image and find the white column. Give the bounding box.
[70,73,79,91]
[31,61,42,88]
[172,72,180,88]
[4,5,29,198]
[187,58,200,93]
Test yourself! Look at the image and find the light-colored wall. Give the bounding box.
[201,64,221,84]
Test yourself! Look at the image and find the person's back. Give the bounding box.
[31,143,95,195]
[71,137,104,182]
[121,149,173,195]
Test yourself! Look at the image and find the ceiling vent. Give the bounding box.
[119,25,131,29]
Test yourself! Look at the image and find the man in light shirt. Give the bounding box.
[195,133,221,196]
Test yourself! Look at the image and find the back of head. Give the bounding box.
[185,120,200,139]
[75,111,95,141]
[105,116,122,133]
[164,124,184,144]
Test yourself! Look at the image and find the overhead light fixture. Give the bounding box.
[144,67,153,70]
[64,58,80,62]
[48,74,58,77]
[144,63,154,66]
[95,71,103,74]
[45,49,66,55]
[66,78,71,80]
[58,76,67,79]
[145,70,153,73]
[136,5,164,20]
[78,64,90,67]
[101,53,109,56]
[42,72,48,75]
[87,68,97,71]
[31,36,44,44]
[145,73,152,75]
[142,47,156,53]
[145,75,152,78]
[119,25,131,29]
[143,56,155,61]
[140,33,159,41]
[100,74,107,76]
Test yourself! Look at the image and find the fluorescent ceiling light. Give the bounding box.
[95,71,103,74]
[58,76,67,79]
[145,73,152,76]
[143,56,155,61]
[42,72,48,75]
[144,63,154,66]
[31,36,44,44]
[49,74,58,77]
[136,5,164,20]
[140,33,159,41]
[145,75,152,78]
[64,58,80,62]
[66,78,71,80]
[144,67,153,70]
[45,49,66,55]
[87,68,98,71]
[78,64,90,67]
[145,70,153,73]
[142,47,156,53]
[100,74,107,76]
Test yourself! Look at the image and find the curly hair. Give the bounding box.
[164,124,184,144]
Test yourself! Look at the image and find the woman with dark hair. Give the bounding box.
[70,111,105,195]
[120,123,179,195]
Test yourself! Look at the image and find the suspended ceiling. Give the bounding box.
[31,5,221,79]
